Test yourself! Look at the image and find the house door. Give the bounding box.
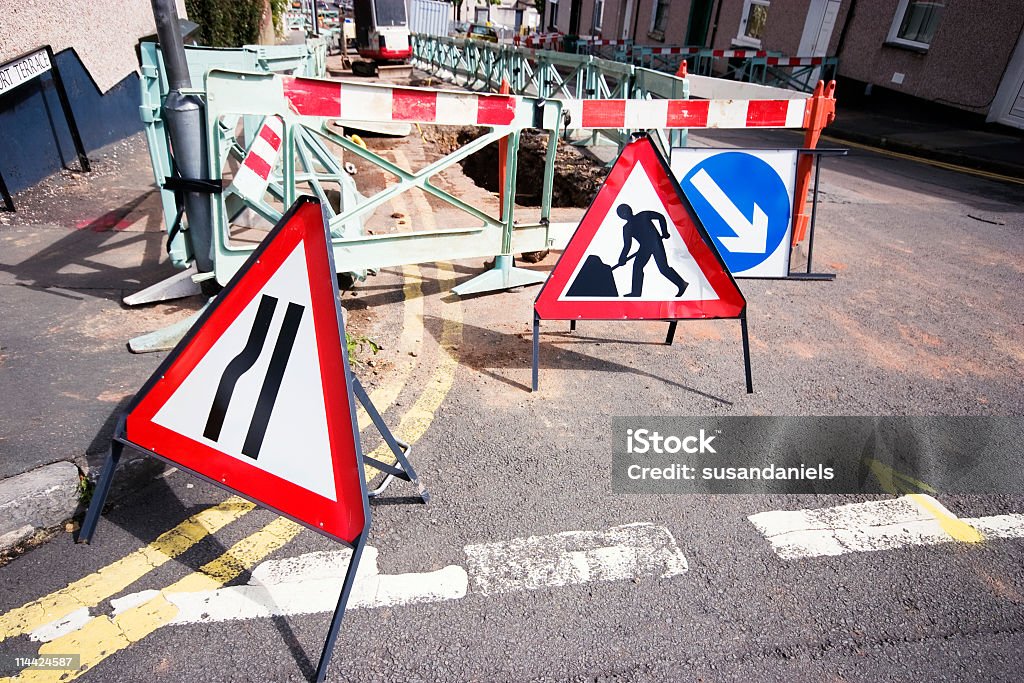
[989,31,1024,129]
[797,0,840,83]
[798,0,841,56]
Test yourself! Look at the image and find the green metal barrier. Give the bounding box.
[411,34,689,150]
[139,40,329,269]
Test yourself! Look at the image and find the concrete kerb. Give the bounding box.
[0,449,169,556]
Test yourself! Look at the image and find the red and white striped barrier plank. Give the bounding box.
[230,116,284,202]
[562,98,808,130]
[586,38,630,46]
[280,76,523,127]
[764,56,826,66]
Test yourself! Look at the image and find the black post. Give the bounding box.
[312,0,320,36]
[569,319,576,332]
[151,0,215,275]
[0,170,13,212]
[806,154,822,275]
[314,534,368,682]
[740,312,753,394]
[665,321,678,345]
[78,420,127,544]
[46,46,90,173]
[532,312,540,392]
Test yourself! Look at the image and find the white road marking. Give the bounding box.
[749,495,1024,560]
[29,523,687,638]
[28,608,90,643]
[464,522,688,596]
[162,547,467,625]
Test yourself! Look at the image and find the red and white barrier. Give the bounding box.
[280,76,521,126]
[562,97,808,130]
[277,75,812,132]
[764,56,827,66]
[230,116,284,202]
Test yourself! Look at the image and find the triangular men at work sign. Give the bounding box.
[125,197,369,545]
[535,133,745,321]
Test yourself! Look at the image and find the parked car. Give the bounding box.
[462,22,498,43]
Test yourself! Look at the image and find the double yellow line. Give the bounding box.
[3,161,463,680]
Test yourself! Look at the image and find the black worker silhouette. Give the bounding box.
[614,204,689,297]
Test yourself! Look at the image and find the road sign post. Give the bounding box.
[79,197,428,682]
[533,133,752,393]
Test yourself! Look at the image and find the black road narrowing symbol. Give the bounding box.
[203,294,305,459]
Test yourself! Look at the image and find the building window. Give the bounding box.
[592,0,604,33]
[648,0,670,41]
[735,0,769,47]
[887,0,944,50]
[548,0,559,31]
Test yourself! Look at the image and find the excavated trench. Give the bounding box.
[433,127,607,208]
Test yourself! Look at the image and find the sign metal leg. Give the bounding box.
[532,312,540,392]
[314,533,367,683]
[665,321,678,345]
[352,376,429,502]
[740,313,753,394]
[78,417,126,544]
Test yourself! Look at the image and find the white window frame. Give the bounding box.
[592,0,604,33]
[734,0,770,48]
[886,0,943,51]
[648,0,671,37]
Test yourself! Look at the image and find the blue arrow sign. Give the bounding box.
[680,151,792,275]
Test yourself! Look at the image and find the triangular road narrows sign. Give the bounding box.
[535,134,745,321]
[125,197,368,544]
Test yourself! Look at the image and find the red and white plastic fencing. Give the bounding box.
[280,76,522,126]
[561,98,808,131]
[230,116,284,203]
[623,47,829,67]
[521,32,562,49]
[274,74,836,246]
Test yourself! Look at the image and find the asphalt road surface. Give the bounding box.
[1,128,1023,683]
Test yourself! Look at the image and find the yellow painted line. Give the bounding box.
[364,262,462,477]
[865,458,983,543]
[907,494,984,544]
[0,496,255,644]
[4,518,302,683]
[821,134,1024,186]
[0,262,422,645]
[2,259,462,680]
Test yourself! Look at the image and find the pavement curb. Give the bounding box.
[0,450,168,556]
[825,127,1024,181]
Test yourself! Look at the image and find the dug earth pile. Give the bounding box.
[431,126,607,208]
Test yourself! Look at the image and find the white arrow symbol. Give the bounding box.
[690,168,768,253]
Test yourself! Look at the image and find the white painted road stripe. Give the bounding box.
[464,523,688,596]
[29,523,687,637]
[749,496,1024,560]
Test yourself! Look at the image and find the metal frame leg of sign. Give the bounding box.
[665,318,753,393]
[531,314,754,394]
[352,376,430,502]
[786,150,845,281]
